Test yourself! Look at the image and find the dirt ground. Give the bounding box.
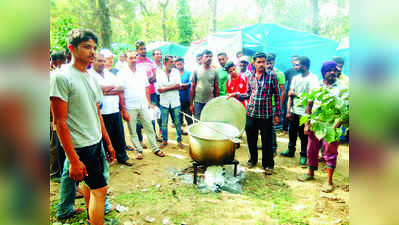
[50,119,349,225]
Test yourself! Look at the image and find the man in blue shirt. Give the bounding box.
[176,57,192,134]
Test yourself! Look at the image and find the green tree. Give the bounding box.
[176,0,193,46]
[208,0,218,32]
[311,0,320,34]
[98,0,113,48]
[50,14,78,51]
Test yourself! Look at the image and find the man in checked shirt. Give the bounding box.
[228,52,281,175]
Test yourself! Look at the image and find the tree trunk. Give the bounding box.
[98,0,112,48]
[255,0,268,23]
[160,0,169,41]
[312,0,319,34]
[209,0,217,32]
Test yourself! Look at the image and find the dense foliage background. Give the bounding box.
[50,0,349,52]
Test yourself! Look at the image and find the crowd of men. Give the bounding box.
[50,28,349,224]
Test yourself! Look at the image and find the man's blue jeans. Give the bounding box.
[56,144,111,219]
[194,102,206,121]
[160,105,182,142]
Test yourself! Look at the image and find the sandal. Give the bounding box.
[321,183,335,193]
[247,162,255,169]
[263,168,273,175]
[136,152,143,160]
[57,208,85,220]
[125,145,135,151]
[159,141,168,149]
[140,142,148,149]
[297,174,315,182]
[177,142,185,149]
[154,150,165,157]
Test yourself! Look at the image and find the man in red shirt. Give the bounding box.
[225,62,247,108]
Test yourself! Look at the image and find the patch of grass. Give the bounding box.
[242,172,312,224]
[49,197,119,225]
[112,185,219,224]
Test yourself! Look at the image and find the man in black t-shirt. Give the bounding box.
[282,55,299,133]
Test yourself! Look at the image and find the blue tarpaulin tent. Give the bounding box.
[335,37,350,76]
[146,41,189,60]
[185,23,349,78]
[111,41,189,61]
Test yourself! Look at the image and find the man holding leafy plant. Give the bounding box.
[297,60,349,193]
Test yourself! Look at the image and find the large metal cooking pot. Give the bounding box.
[200,96,246,135]
[187,121,240,165]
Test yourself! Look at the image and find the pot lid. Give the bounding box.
[200,96,246,135]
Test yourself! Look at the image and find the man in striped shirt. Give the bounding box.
[228,52,281,175]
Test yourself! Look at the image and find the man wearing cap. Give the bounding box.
[238,56,251,81]
[297,60,346,193]
[332,56,349,88]
[100,49,118,75]
[115,52,127,71]
[196,52,203,68]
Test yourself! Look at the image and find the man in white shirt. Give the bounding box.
[156,55,184,149]
[115,52,128,71]
[117,51,165,159]
[281,56,319,167]
[90,52,133,166]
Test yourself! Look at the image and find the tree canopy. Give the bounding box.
[50,0,349,52]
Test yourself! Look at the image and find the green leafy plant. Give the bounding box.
[50,14,78,52]
[299,86,349,143]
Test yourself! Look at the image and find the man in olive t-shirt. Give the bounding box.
[190,49,219,120]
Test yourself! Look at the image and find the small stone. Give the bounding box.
[116,205,128,212]
[162,218,170,224]
[120,166,125,169]
[145,217,156,223]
